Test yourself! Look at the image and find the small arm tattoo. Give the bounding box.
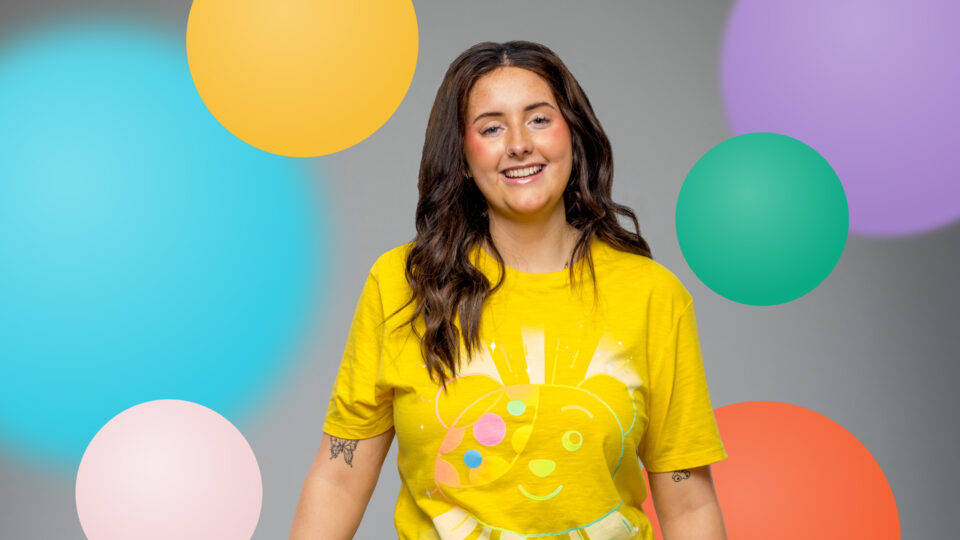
[671,470,691,482]
[329,436,359,467]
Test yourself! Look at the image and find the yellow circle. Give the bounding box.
[511,425,532,453]
[186,0,418,157]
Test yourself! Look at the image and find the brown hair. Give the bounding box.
[393,40,651,387]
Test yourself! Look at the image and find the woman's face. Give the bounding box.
[463,67,573,224]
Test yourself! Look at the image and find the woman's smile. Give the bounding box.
[501,164,546,185]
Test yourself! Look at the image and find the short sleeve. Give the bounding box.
[638,301,727,472]
[322,268,395,439]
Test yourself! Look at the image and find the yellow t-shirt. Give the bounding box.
[323,237,727,540]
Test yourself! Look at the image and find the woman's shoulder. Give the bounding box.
[370,241,414,272]
[598,241,693,307]
[366,241,415,293]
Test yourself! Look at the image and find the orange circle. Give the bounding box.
[641,401,899,539]
[186,0,418,157]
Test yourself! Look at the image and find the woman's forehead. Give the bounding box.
[466,67,558,117]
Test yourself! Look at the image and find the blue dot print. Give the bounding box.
[464,449,483,469]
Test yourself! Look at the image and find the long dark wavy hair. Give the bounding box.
[392,40,652,387]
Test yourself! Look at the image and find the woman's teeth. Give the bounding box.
[504,165,544,178]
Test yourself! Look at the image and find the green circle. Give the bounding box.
[507,400,526,416]
[562,430,582,452]
[676,133,848,305]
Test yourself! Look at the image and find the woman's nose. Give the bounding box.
[506,128,532,158]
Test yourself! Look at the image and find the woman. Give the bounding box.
[291,41,728,540]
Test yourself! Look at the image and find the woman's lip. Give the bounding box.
[501,165,546,186]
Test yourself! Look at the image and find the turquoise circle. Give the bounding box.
[506,400,526,416]
[0,22,327,468]
[464,449,483,469]
[676,133,848,305]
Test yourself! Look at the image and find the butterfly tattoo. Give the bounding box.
[329,436,359,467]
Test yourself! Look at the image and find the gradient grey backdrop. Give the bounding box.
[1,1,957,538]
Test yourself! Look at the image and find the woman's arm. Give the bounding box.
[648,465,727,540]
[289,428,395,540]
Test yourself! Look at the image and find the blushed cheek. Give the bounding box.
[541,123,573,159]
[464,132,498,168]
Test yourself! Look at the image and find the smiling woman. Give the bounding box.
[464,67,574,231]
[291,41,728,540]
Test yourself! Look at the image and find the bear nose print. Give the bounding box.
[529,459,556,478]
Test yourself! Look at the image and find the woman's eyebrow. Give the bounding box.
[471,102,557,125]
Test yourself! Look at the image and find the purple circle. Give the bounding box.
[473,413,506,447]
[722,0,960,236]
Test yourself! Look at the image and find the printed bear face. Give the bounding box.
[433,375,636,532]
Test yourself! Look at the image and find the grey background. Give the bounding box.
[2,1,958,538]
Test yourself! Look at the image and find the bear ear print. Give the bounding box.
[579,374,638,436]
[436,374,503,428]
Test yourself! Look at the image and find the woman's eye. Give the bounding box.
[481,126,501,136]
[531,116,550,126]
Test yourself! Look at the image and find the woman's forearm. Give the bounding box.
[289,474,368,540]
[289,430,394,540]
[658,500,727,540]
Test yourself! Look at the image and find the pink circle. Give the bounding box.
[75,400,262,540]
[473,413,506,447]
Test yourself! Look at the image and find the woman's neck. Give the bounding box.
[485,211,581,274]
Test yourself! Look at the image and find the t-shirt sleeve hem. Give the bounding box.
[322,416,395,440]
[643,446,728,473]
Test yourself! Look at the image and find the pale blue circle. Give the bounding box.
[464,449,483,469]
[0,22,326,468]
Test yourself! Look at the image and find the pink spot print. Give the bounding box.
[439,427,465,454]
[473,413,506,447]
[434,458,460,487]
